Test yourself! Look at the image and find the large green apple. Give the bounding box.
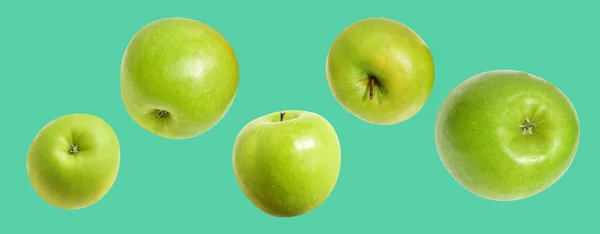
[120,17,239,139]
[435,70,580,201]
[232,110,341,217]
[326,17,435,125]
[26,114,120,210]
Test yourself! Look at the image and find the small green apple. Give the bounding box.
[435,70,580,201]
[120,17,239,139]
[326,17,435,125]
[27,114,120,210]
[232,110,341,217]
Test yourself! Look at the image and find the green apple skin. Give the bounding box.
[232,110,341,217]
[326,17,435,125]
[121,17,239,139]
[26,114,120,210]
[435,70,580,201]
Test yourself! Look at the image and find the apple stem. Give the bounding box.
[69,144,79,155]
[280,112,286,122]
[369,78,375,100]
[520,118,536,135]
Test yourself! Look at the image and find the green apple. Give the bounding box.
[326,17,435,125]
[232,110,341,217]
[26,114,120,210]
[120,17,239,139]
[435,70,580,201]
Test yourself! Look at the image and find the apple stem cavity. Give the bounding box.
[69,144,79,155]
[280,112,286,122]
[520,118,537,135]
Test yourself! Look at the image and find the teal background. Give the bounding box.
[1,0,598,233]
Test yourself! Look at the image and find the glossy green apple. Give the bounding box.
[435,70,580,201]
[121,17,239,139]
[326,17,435,125]
[27,114,120,210]
[232,110,341,217]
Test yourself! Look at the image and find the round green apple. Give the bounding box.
[232,110,341,217]
[121,17,239,139]
[27,114,120,210]
[435,70,580,201]
[326,17,435,125]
